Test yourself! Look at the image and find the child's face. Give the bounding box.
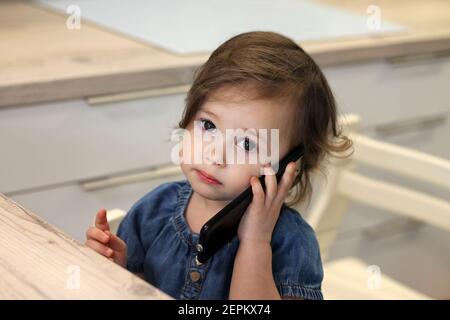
[180,85,296,202]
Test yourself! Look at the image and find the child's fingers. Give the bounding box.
[85,239,114,258]
[86,227,110,244]
[95,208,110,231]
[275,162,297,204]
[250,176,265,212]
[104,231,127,252]
[263,165,277,206]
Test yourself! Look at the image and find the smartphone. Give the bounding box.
[195,144,305,264]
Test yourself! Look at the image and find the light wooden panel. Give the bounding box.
[1,0,450,107]
[0,193,172,299]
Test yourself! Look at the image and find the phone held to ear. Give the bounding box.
[195,144,305,264]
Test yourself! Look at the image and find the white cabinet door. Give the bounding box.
[0,94,186,193]
[323,57,450,129]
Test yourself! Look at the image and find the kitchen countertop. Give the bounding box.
[0,193,172,299]
[1,0,450,107]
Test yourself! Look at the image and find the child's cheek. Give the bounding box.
[229,163,260,188]
[179,127,202,165]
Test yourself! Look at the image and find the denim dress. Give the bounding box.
[117,179,324,300]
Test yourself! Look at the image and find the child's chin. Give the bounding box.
[191,179,234,200]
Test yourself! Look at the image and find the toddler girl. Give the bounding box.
[85,31,352,300]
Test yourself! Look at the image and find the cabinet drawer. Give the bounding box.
[9,173,185,242]
[0,94,186,193]
[323,56,450,129]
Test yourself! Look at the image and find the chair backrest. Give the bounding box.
[301,114,450,261]
[106,208,127,235]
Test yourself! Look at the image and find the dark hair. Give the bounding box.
[178,31,353,207]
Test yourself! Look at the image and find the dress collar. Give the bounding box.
[171,179,240,253]
[171,180,199,250]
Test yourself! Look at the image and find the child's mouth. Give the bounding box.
[195,169,222,185]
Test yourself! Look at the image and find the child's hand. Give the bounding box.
[85,208,127,268]
[237,162,297,244]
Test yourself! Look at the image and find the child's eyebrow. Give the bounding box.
[199,109,218,119]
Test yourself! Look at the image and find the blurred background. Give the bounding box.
[0,0,449,299]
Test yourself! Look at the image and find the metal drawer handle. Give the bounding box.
[87,84,191,105]
[80,164,182,191]
[375,113,448,137]
[387,50,450,67]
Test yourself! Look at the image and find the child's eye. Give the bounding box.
[237,137,257,152]
[199,118,216,132]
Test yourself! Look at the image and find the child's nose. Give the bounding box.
[206,144,226,167]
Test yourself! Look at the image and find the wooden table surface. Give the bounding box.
[0,193,172,300]
[1,0,450,107]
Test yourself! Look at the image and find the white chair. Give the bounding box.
[299,114,450,299]
[105,208,127,235]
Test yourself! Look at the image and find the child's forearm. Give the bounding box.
[229,239,281,300]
